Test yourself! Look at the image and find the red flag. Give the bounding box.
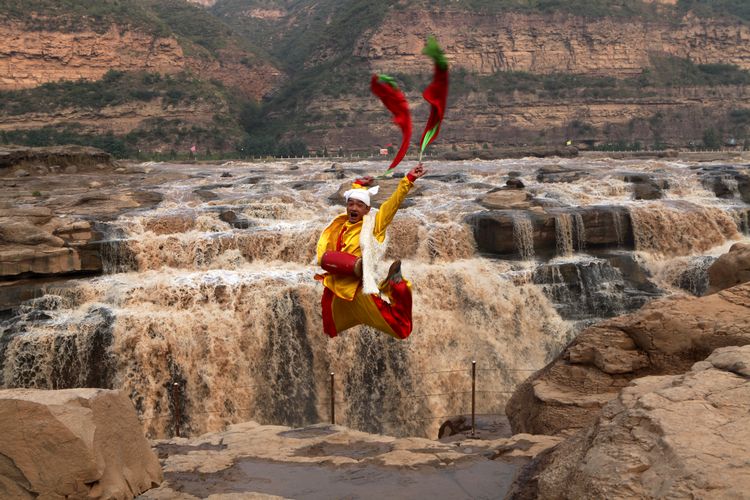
[419,37,449,155]
[370,74,412,176]
[190,144,197,153]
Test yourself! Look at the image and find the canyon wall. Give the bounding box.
[2,5,750,151]
[0,22,281,99]
[362,10,750,77]
[0,24,185,91]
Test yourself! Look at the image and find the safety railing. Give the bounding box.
[142,360,539,439]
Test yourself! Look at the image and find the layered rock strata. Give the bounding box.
[0,22,281,98]
[363,11,750,76]
[0,147,185,292]
[0,24,184,90]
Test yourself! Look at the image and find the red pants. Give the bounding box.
[321,280,413,339]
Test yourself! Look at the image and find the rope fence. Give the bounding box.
[144,360,538,438]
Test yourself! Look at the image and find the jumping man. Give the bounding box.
[315,163,426,339]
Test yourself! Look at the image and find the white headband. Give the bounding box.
[344,185,379,207]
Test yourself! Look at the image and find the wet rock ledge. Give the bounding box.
[0,145,115,175]
[0,146,174,310]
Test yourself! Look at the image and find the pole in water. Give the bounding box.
[330,372,335,425]
[471,360,476,437]
[172,382,181,438]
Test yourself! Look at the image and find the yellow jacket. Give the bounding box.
[316,176,414,300]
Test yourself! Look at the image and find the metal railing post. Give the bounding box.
[172,382,181,437]
[471,360,476,437]
[330,372,335,425]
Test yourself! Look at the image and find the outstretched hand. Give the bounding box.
[408,163,427,180]
[354,175,374,186]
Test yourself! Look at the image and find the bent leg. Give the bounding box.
[371,280,413,339]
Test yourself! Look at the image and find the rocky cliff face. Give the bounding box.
[362,11,750,77]
[297,83,750,151]
[287,8,750,150]
[0,23,185,91]
[3,4,750,152]
[0,22,281,100]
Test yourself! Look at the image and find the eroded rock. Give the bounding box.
[506,281,750,436]
[0,388,162,499]
[524,345,750,499]
[707,242,750,294]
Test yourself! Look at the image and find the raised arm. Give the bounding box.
[373,163,427,239]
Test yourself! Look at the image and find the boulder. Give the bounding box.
[623,174,668,200]
[0,218,64,247]
[520,345,750,499]
[476,189,530,210]
[218,210,252,229]
[506,281,750,436]
[0,207,53,225]
[707,242,750,294]
[437,416,472,439]
[0,388,162,499]
[322,163,347,179]
[536,165,588,183]
[632,181,663,200]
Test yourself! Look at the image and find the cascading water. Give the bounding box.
[554,214,574,257]
[612,209,627,246]
[574,213,585,252]
[628,202,739,256]
[512,216,535,260]
[2,157,749,439]
[552,212,585,257]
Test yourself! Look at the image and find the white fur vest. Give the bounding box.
[359,208,390,296]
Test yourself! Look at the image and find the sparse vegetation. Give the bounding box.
[0,71,225,115]
[0,0,166,34]
[678,0,750,22]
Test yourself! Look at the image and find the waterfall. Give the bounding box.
[1,260,572,438]
[574,213,585,252]
[628,203,740,256]
[512,216,535,260]
[555,214,574,257]
[730,208,750,236]
[532,258,658,320]
[5,157,749,440]
[100,239,138,274]
[612,210,626,246]
[644,255,715,297]
[2,303,115,389]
